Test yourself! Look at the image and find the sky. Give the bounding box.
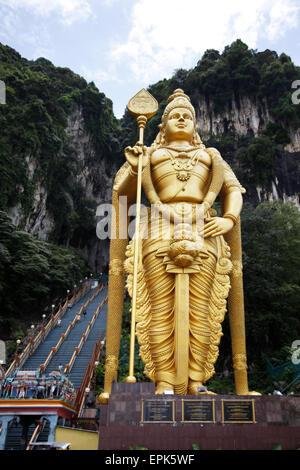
[0,0,300,118]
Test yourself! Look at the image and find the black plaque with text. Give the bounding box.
[222,400,256,423]
[141,400,175,423]
[182,400,215,423]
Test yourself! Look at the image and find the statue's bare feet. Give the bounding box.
[155,382,174,395]
[188,381,216,395]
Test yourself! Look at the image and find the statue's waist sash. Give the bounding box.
[140,207,218,262]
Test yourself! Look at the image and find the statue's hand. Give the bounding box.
[125,142,148,174]
[202,216,234,238]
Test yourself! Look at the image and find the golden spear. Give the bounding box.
[125,89,158,383]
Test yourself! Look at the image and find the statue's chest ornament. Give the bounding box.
[167,150,199,182]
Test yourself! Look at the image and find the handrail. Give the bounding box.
[64,294,104,375]
[43,286,104,373]
[64,296,107,376]
[76,334,102,416]
[5,281,93,378]
[75,333,104,416]
[5,303,63,378]
[39,286,104,374]
[25,418,45,450]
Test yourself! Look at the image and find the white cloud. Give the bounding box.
[99,0,119,6]
[0,0,93,25]
[111,0,300,83]
[266,0,299,40]
[80,64,123,85]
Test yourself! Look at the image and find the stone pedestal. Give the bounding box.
[98,383,300,450]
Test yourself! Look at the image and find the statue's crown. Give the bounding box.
[162,89,195,123]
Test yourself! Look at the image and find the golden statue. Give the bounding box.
[100,89,258,402]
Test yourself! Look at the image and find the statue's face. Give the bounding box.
[164,107,194,143]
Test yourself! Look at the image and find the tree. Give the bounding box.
[0,211,89,339]
[241,201,300,363]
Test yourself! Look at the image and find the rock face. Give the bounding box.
[196,95,272,140]
[8,105,119,273]
[66,105,115,202]
[24,183,55,239]
[8,175,55,240]
[196,93,300,152]
[65,106,117,272]
[195,93,300,208]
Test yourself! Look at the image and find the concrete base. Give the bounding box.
[98,383,300,450]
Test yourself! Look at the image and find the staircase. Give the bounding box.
[68,299,107,389]
[36,419,50,442]
[4,418,51,450]
[1,285,108,451]
[22,289,93,370]
[5,420,36,450]
[21,285,107,391]
[45,288,107,379]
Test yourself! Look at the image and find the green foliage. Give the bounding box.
[185,39,300,127]
[233,200,300,393]
[233,134,278,188]
[0,43,121,245]
[81,84,121,158]
[0,211,89,339]
[95,361,105,394]
[208,201,300,394]
[117,297,149,383]
[241,201,300,360]
[206,375,235,395]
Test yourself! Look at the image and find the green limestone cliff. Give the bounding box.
[0,44,121,337]
[0,44,122,274]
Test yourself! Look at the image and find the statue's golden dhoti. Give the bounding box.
[125,205,232,394]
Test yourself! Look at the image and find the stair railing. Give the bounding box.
[64,296,107,376]
[75,333,103,416]
[39,286,104,374]
[39,312,79,375]
[25,418,46,450]
[5,302,65,378]
[5,281,93,378]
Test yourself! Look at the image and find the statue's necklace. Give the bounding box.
[166,147,199,182]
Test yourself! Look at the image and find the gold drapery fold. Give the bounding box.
[124,212,232,391]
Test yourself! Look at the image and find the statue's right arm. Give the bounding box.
[113,162,138,202]
[113,142,148,202]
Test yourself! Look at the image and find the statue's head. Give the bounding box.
[162,89,196,125]
[152,89,203,149]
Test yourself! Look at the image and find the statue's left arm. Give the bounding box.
[203,148,244,238]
